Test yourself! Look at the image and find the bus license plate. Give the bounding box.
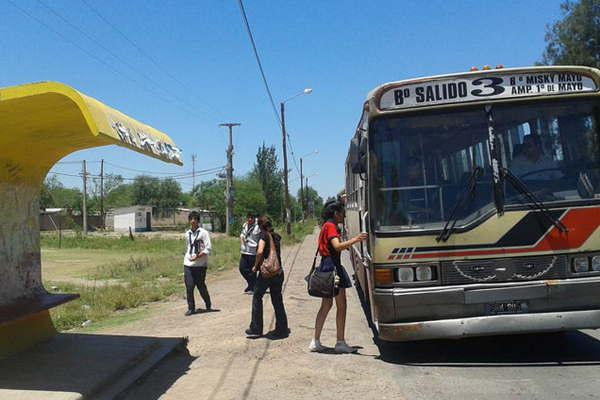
[486,301,528,315]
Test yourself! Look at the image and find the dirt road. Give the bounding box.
[108,231,402,400]
[103,230,600,400]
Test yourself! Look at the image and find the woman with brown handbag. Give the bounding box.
[245,215,289,338]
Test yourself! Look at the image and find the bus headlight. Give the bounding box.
[396,268,415,282]
[415,265,433,281]
[592,256,600,271]
[572,257,589,273]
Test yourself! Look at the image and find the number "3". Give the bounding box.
[471,77,505,97]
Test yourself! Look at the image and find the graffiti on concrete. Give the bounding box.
[111,120,182,163]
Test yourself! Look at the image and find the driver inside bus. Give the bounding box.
[403,156,436,224]
[510,135,563,181]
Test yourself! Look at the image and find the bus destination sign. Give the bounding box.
[379,71,598,110]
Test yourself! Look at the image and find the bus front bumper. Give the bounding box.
[378,309,600,342]
[374,276,600,341]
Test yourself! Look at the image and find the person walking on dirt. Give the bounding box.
[183,211,212,316]
[309,201,367,353]
[239,213,260,294]
[245,216,289,339]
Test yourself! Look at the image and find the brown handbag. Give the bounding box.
[260,232,281,278]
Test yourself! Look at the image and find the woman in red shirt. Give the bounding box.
[309,201,368,353]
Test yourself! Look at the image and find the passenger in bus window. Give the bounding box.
[309,201,368,353]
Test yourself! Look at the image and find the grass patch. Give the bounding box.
[76,308,151,333]
[48,279,180,332]
[41,234,184,253]
[47,235,241,331]
[46,222,315,332]
[279,219,318,246]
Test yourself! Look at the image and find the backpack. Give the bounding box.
[260,232,281,278]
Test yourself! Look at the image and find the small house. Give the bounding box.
[110,206,153,232]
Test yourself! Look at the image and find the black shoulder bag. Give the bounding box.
[305,230,337,298]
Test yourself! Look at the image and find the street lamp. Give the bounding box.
[281,87,312,235]
[300,149,318,218]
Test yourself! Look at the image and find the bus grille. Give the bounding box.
[441,255,568,285]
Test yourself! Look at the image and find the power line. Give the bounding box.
[7,0,136,88]
[102,161,223,176]
[34,0,202,119]
[236,0,303,182]
[237,0,281,126]
[55,160,101,164]
[48,166,225,182]
[8,0,203,121]
[81,0,223,118]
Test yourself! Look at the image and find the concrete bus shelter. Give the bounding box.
[0,81,182,358]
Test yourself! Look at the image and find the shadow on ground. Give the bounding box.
[376,330,600,366]
[0,333,194,399]
[351,274,600,367]
[119,347,196,400]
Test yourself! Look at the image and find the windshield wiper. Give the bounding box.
[436,166,484,242]
[502,167,568,233]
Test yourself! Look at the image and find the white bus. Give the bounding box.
[346,66,600,341]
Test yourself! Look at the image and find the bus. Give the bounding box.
[345,65,600,342]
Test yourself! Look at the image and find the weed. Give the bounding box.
[46,221,315,332]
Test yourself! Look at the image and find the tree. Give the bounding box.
[104,184,134,209]
[41,175,82,211]
[540,0,600,67]
[132,175,161,206]
[158,178,183,216]
[41,175,62,209]
[233,175,267,221]
[298,186,324,218]
[132,175,183,216]
[88,173,125,213]
[194,179,227,228]
[193,175,268,234]
[251,143,284,222]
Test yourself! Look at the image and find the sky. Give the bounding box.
[1,0,566,199]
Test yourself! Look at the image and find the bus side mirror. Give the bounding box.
[350,136,367,174]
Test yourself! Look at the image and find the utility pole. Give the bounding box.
[305,176,310,218]
[191,153,197,191]
[281,102,291,235]
[219,123,240,235]
[279,88,312,233]
[100,159,104,230]
[300,157,304,219]
[82,160,88,235]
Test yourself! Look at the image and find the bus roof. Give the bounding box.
[366,65,600,112]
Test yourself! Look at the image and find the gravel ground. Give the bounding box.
[109,231,402,400]
[107,230,600,400]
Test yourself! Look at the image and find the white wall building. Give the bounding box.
[111,206,153,232]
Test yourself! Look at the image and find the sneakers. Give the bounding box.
[334,341,357,354]
[308,339,326,352]
[270,328,290,339]
[245,328,262,338]
[184,309,195,316]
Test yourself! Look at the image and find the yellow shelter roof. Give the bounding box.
[0,81,182,183]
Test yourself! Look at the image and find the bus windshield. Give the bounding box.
[370,99,600,231]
